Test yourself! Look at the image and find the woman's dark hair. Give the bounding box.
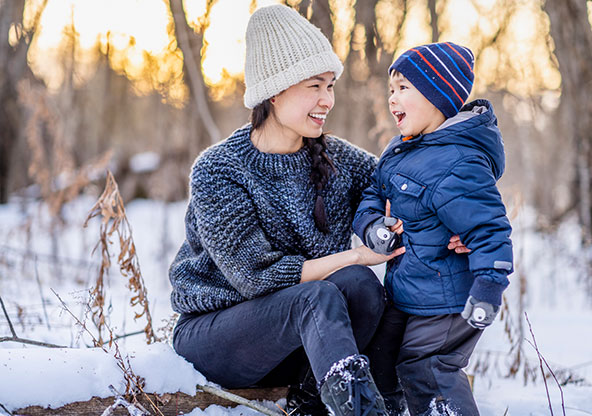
[251,101,336,233]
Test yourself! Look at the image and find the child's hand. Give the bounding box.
[448,235,470,253]
[461,295,499,329]
[354,244,405,266]
[364,216,404,255]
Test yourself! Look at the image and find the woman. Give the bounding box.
[169,4,402,416]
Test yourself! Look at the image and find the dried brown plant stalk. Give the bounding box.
[84,171,157,345]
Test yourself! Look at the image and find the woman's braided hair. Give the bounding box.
[251,100,335,233]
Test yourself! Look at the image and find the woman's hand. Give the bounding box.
[353,244,405,266]
[448,235,471,253]
[385,200,404,234]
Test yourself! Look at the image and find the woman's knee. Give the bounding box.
[328,265,385,307]
[298,280,344,307]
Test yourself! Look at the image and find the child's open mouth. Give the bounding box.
[393,111,405,125]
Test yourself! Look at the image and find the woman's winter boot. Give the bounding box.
[286,368,328,416]
[320,355,388,416]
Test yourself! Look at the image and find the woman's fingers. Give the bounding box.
[392,246,406,257]
[448,235,471,253]
[385,199,391,217]
[391,218,404,234]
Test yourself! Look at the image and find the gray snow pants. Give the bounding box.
[396,310,482,416]
[172,265,386,388]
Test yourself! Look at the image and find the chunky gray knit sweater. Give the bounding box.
[169,124,377,314]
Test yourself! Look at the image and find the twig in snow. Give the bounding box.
[564,406,592,415]
[0,401,13,415]
[0,296,17,338]
[0,243,99,270]
[524,312,566,416]
[33,254,51,330]
[52,289,164,416]
[197,383,284,416]
[111,330,145,342]
[100,385,149,416]
[0,295,65,348]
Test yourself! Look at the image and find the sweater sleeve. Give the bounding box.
[347,145,378,210]
[186,161,304,300]
[431,157,513,306]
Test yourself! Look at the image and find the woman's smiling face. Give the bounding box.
[272,72,336,140]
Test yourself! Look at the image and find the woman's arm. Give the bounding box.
[302,199,406,283]
[300,244,404,282]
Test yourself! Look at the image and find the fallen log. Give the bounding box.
[14,387,288,416]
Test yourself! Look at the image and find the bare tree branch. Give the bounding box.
[0,295,65,348]
[0,401,13,415]
[525,312,566,416]
[197,384,283,416]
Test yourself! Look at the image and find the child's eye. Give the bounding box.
[328,83,334,89]
[309,84,320,88]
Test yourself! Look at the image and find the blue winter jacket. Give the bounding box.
[353,99,513,316]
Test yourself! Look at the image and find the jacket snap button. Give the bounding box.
[401,183,408,190]
[382,184,386,190]
[395,148,401,153]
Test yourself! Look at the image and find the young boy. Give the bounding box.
[353,42,513,415]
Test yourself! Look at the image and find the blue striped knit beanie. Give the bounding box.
[389,42,474,118]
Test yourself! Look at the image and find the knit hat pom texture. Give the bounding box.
[244,4,343,109]
[389,42,475,119]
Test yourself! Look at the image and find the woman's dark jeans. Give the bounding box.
[173,264,386,388]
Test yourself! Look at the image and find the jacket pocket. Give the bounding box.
[389,174,426,220]
[388,245,447,309]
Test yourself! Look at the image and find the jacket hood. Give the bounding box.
[387,99,505,180]
[427,99,505,179]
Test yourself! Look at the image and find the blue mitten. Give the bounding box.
[461,295,499,329]
[364,216,402,255]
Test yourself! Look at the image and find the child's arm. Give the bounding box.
[352,168,388,245]
[431,157,513,308]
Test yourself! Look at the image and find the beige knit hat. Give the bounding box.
[243,4,344,109]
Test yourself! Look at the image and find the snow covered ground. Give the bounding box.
[1,194,591,415]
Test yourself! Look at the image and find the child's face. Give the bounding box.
[388,72,446,137]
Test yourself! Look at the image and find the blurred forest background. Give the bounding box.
[1,0,592,246]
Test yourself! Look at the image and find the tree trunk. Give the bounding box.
[544,0,592,243]
[298,0,333,41]
[427,0,439,42]
[168,0,221,145]
[0,0,31,202]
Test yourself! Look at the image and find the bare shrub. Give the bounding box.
[84,171,157,346]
